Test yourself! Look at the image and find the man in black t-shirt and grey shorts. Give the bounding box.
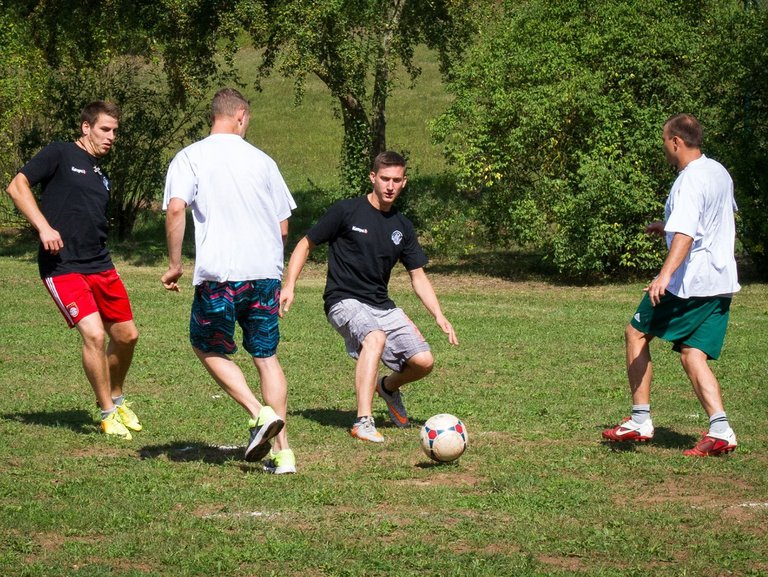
[6,101,142,440]
[280,151,459,443]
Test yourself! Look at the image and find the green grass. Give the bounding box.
[1,255,767,576]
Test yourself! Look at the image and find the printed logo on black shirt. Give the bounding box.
[352,225,368,234]
[391,230,403,245]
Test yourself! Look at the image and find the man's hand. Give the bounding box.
[161,266,183,292]
[644,272,671,307]
[279,285,294,318]
[39,226,64,255]
[645,221,665,236]
[436,315,459,346]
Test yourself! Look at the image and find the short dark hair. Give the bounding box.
[80,101,120,131]
[372,151,407,173]
[665,113,703,148]
[211,88,250,123]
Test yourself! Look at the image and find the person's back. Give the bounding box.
[665,154,740,298]
[165,133,293,284]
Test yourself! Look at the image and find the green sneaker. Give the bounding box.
[245,406,284,462]
[263,449,297,475]
[101,411,132,440]
[116,401,142,432]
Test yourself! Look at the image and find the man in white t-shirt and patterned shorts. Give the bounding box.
[161,88,297,473]
[603,113,741,457]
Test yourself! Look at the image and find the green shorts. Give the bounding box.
[630,292,732,360]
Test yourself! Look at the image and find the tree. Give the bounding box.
[699,3,768,276]
[5,0,237,238]
[0,0,47,220]
[433,0,763,279]
[244,0,477,192]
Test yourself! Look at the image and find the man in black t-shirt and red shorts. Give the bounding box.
[7,101,142,440]
[280,151,459,443]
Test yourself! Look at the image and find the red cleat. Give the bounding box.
[683,429,737,457]
[602,417,655,442]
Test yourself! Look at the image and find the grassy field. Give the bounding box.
[0,253,766,577]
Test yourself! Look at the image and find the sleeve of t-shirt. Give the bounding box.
[268,159,297,221]
[664,172,702,238]
[163,149,196,209]
[399,217,429,271]
[19,143,62,187]
[306,200,346,246]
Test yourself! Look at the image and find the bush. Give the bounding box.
[433,0,764,280]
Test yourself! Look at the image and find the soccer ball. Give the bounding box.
[420,413,468,463]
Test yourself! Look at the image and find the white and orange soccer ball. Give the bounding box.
[420,413,468,463]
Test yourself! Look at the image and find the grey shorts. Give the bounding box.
[327,299,431,372]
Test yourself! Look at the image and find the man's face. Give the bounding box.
[369,165,407,211]
[81,113,119,158]
[662,124,678,168]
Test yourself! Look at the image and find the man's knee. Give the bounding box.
[408,351,434,376]
[112,322,139,348]
[361,329,386,353]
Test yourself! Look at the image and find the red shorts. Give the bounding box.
[42,269,134,328]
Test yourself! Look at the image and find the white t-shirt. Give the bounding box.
[163,134,296,285]
[663,154,740,298]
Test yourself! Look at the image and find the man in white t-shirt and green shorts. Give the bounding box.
[603,113,741,457]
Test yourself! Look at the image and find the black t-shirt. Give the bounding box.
[306,195,428,314]
[20,142,114,277]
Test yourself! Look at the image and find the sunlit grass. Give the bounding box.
[1,256,766,576]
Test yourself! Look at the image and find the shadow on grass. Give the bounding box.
[2,409,97,434]
[599,425,698,451]
[293,407,357,429]
[139,442,244,464]
[293,407,428,430]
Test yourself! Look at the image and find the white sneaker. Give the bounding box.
[350,416,384,443]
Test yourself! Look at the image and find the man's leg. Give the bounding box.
[355,330,386,418]
[680,345,737,456]
[194,347,264,417]
[679,346,725,416]
[105,320,139,399]
[77,313,133,438]
[625,323,654,404]
[253,355,289,452]
[381,351,434,391]
[603,323,655,442]
[76,312,113,411]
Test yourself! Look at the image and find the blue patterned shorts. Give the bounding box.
[190,279,281,357]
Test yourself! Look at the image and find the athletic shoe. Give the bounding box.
[263,449,297,475]
[245,406,284,462]
[116,401,142,432]
[602,417,655,442]
[350,416,384,443]
[101,411,132,440]
[683,428,737,457]
[377,376,409,428]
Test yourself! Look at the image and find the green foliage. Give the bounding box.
[244,0,477,193]
[398,173,483,258]
[0,1,47,207]
[5,1,240,239]
[698,4,768,275]
[433,0,762,280]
